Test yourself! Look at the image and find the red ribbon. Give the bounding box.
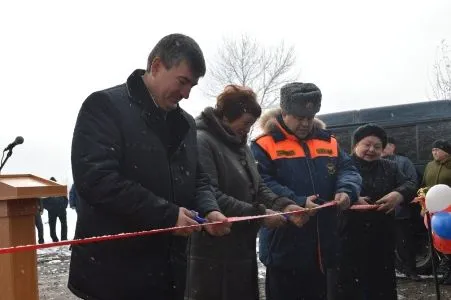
[0,201,377,255]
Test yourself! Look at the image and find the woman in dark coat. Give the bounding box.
[185,85,307,300]
[336,124,416,300]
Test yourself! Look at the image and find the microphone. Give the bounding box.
[3,136,24,152]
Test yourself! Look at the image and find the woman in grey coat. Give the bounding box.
[185,85,307,300]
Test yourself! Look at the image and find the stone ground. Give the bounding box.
[37,247,451,300]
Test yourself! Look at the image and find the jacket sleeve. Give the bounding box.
[69,185,77,208]
[256,178,297,211]
[393,164,417,203]
[421,162,431,187]
[191,162,221,217]
[72,91,179,230]
[335,148,362,203]
[197,133,261,216]
[400,156,419,187]
[251,141,308,207]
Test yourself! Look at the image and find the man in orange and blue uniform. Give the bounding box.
[251,82,361,300]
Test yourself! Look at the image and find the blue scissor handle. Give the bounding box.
[191,211,207,224]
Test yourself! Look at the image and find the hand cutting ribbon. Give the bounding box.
[0,200,381,255]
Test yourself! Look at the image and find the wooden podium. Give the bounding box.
[0,174,67,300]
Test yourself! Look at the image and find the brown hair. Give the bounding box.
[214,85,261,122]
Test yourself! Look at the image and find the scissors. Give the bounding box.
[190,211,208,224]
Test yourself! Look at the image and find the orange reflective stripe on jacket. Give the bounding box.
[256,135,338,160]
[307,138,338,159]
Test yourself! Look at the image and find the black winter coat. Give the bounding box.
[336,156,417,300]
[43,196,68,213]
[69,70,220,300]
[185,108,293,300]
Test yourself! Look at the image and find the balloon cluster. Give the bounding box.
[425,184,451,254]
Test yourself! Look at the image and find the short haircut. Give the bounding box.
[147,33,206,78]
[214,85,261,122]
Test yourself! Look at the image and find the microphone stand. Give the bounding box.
[0,149,13,173]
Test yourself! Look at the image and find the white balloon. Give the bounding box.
[426,184,451,213]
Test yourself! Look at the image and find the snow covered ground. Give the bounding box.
[36,208,78,299]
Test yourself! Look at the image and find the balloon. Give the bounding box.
[431,212,451,239]
[425,184,451,213]
[432,232,451,254]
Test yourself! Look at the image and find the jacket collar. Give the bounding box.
[436,156,451,168]
[196,107,244,147]
[126,69,168,116]
[272,114,331,143]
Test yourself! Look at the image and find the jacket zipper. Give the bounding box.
[300,140,324,274]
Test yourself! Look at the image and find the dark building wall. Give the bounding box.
[318,100,451,175]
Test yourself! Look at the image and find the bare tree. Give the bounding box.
[431,39,451,100]
[205,34,299,110]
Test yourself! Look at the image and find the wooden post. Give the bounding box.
[0,174,67,300]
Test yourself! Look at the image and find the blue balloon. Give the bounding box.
[432,212,451,239]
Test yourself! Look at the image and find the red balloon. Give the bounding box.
[444,205,451,213]
[432,232,451,254]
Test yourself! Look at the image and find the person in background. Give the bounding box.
[43,177,68,242]
[185,85,307,300]
[382,136,420,281]
[336,124,416,300]
[68,33,230,300]
[421,139,451,284]
[35,198,45,244]
[422,139,451,187]
[251,82,362,300]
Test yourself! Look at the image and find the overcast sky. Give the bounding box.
[1,0,450,184]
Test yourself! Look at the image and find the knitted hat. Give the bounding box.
[280,82,322,117]
[432,139,451,154]
[352,123,387,148]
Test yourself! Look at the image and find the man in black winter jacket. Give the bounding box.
[69,33,230,300]
[382,136,420,280]
[43,177,68,242]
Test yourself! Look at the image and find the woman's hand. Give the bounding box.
[282,204,310,227]
[262,209,287,228]
[356,196,371,205]
[375,192,403,214]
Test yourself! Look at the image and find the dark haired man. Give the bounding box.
[43,176,68,242]
[69,33,230,300]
